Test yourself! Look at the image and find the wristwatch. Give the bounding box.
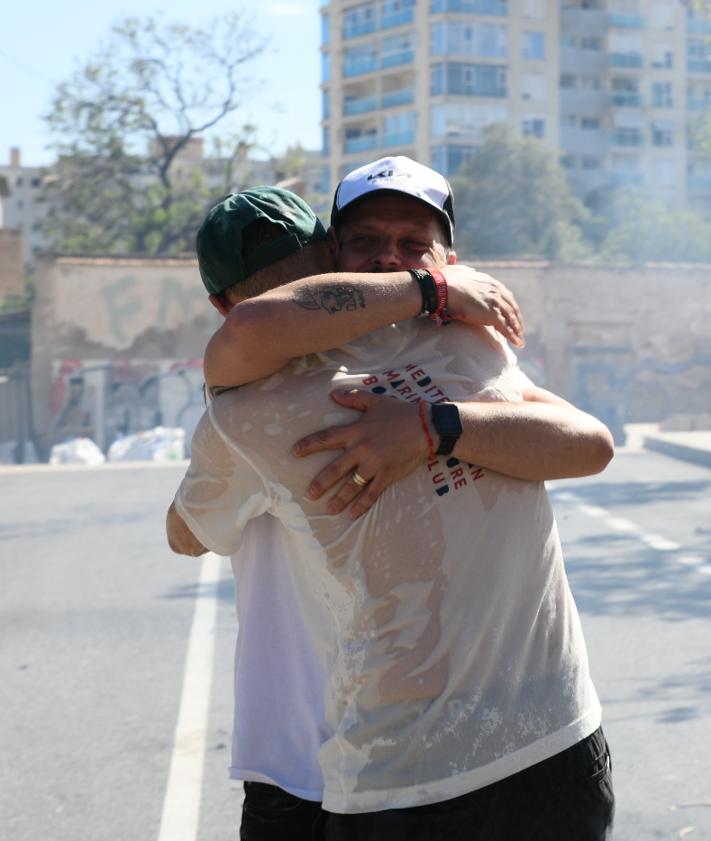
[430,402,462,456]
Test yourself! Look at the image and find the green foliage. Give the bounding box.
[688,111,711,156]
[41,14,265,256]
[599,189,711,263]
[451,125,590,260]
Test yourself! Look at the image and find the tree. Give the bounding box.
[41,15,265,255]
[450,125,590,261]
[599,189,711,263]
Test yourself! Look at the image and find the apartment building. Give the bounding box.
[0,148,51,263]
[320,0,711,211]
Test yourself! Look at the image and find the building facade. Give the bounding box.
[320,0,711,212]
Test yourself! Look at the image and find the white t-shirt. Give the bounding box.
[228,516,329,800]
[176,320,601,814]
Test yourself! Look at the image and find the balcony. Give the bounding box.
[381,130,416,148]
[430,0,507,15]
[381,50,415,69]
[611,131,644,147]
[381,10,415,29]
[609,93,643,107]
[608,52,644,68]
[381,88,415,108]
[344,134,378,154]
[343,22,377,40]
[688,59,711,74]
[344,96,378,116]
[344,59,378,78]
[608,13,644,28]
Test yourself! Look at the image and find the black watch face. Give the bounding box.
[432,403,462,455]
[432,403,462,438]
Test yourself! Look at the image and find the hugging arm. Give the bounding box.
[293,387,614,519]
[166,501,207,557]
[204,266,523,390]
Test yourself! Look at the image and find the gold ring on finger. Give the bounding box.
[352,470,370,487]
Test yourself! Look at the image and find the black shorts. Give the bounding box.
[240,726,614,841]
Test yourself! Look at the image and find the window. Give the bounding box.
[522,117,545,138]
[581,117,601,130]
[581,156,601,170]
[322,127,330,155]
[561,155,576,169]
[322,90,330,120]
[322,52,331,82]
[344,44,377,76]
[581,36,602,50]
[381,0,415,29]
[560,74,577,89]
[430,144,477,177]
[343,3,377,39]
[430,22,507,58]
[560,114,577,127]
[652,82,673,108]
[650,46,673,69]
[431,62,507,97]
[321,13,330,46]
[431,102,508,138]
[380,32,415,67]
[523,31,545,60]
[652,121,674,147]
[383,110,416,146]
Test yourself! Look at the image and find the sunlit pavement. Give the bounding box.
[1,445,709,841]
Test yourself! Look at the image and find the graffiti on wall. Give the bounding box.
[98,275,212,346]
[50,359,206,452]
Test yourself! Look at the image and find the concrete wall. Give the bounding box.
[0,229,24,299]
[476,261,711,438]
[31,255,219,455]
[30,255,711,454]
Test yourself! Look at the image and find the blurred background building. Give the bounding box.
[320,0,711,213]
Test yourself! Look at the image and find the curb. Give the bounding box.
[643,435,711,469]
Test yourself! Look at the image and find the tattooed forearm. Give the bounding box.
[293,285,366,315]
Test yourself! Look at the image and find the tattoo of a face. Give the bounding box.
[293,285,366,314]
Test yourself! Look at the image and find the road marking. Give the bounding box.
[157,552,223,841]
[606,517,638,532]
[550,492,709,576]
[641,534,681,551]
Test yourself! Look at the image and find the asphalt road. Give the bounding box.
[1,449,709,841]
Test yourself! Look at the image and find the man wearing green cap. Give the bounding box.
[168,174,613,839]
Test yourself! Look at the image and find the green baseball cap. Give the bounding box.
[196,187,328,295]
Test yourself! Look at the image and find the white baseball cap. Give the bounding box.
[331,156,455,245]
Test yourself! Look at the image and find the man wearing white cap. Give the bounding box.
[170,159,615,840]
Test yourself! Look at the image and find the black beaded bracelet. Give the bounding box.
[409,269,439,315]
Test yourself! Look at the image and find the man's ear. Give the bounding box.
[208,293,234,318]
[327,227,340,263]
[447,250,457,265]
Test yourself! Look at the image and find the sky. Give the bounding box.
[0,0,323,167]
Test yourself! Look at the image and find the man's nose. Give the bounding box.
[370,239,403,271]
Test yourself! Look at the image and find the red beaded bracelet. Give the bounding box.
[418,400,435,461]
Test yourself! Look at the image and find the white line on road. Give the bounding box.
[157,552,224,841]
[550,491,709,576]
